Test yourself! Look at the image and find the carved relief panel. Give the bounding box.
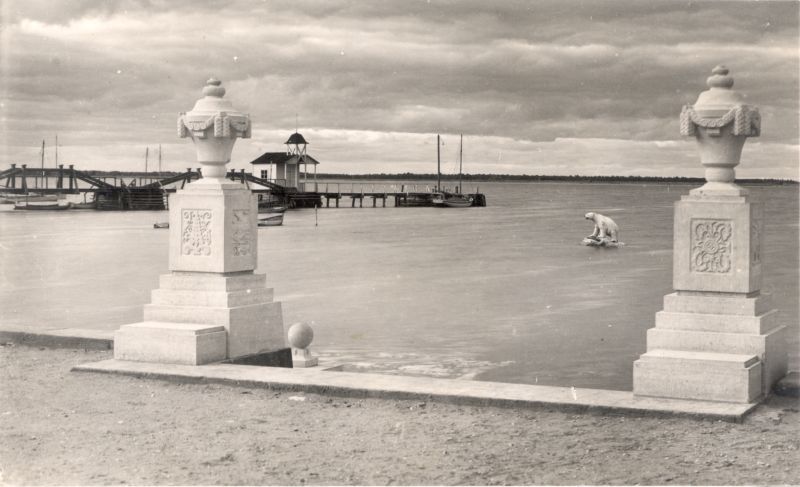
[690,219,732,273]
[750,221,761,265]
[231,209,252,257]
[181,209,212,256]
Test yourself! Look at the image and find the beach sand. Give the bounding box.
[1,344,798,485]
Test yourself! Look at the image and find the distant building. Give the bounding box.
[249,132,320,191]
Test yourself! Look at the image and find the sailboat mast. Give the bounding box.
[459,134,463,194]
[437,134,441,192]
[145,147,149,174]
[55,135,58,167]
[40,139,45,188]
[158,144,162,176]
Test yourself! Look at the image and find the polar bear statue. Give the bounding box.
[584,212,620,244]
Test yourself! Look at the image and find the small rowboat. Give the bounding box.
[258,205,287,214]
[153,222,169,229]
[258,214,284,227]
[442,196,473,208]
[14,202,71,211]
[2,194,58,203]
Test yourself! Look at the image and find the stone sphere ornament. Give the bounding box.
[288,322,318,368]
[288,322,314,350]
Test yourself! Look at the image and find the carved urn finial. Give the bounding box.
[680,66,760,192]
[178,78,251,180]
[706,65,734,89]
[202,78,226,97]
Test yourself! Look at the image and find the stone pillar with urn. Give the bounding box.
[633,66,787,403]
[114,79,289,365]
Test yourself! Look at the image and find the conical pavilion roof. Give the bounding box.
[285,132,308,145]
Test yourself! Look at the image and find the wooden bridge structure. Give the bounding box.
[1,164,486,210]
[0,163,200,210]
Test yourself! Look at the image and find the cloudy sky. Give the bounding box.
[1,0,798,179]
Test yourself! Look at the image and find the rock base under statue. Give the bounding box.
[114,271,286,365]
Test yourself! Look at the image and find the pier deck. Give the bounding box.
[1,165,486,209]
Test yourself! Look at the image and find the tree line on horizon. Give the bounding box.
[308,172,798,185]
[82,170,798,185]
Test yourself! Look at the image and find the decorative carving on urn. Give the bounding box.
[680,66,760,187]
[680,105,760,138]
[177,79,251,179]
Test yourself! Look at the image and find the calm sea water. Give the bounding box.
[1,182,797,391]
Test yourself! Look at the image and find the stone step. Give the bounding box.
[646,327,783,357]
[114,321,227,365]
[159,272,267,292]
[663,292,771,316]
[634,349,762,403]
[143,302,281,327]
[655,309,779,334]
[150,287,273,308]
[645,326,788,394]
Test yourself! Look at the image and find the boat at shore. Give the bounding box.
[1,194,59,204]
[432,134,476,208]
[258,205,287,214]
[14,202,71,211]
[71,201,97,210]
[258,214,284,227]
[442,196,474,207]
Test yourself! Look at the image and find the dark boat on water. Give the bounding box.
[431,134,479,208]
[71,201,97,210]
[14,202,71,211]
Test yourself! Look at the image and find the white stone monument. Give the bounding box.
[633,66,787,403]
[114,79,288,365]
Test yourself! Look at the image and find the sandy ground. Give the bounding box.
[0,344,798,486]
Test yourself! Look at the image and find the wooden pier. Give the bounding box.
[1,165,486,210]
[0,164,198,210]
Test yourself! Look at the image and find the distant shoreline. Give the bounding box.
[309,173,799,185]
[85,170,798,185]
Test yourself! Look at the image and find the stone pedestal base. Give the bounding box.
[633,292,787,403]
[672,194,763,294]
[291,348,318,368]
[634,350,761,403]
[114,271,287,365]
[114,322,227,365]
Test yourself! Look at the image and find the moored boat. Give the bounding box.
[71,201,97,210]
[1,194,59,203]
[14,202,71,211]
[258,214,284,227]
[431,134,478,208]
[258,205,287,214]
[442,195,474,207]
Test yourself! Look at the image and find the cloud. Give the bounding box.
[0,0,797,178]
